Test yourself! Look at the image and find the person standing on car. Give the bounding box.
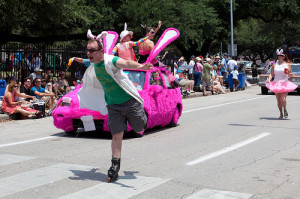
[78,30,153,183]
[266,49,297,119]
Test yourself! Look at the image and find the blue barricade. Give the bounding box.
[0,79,7,99]
[228,72,245,90]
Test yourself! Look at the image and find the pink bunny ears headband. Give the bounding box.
[87,29,108,48]
[276,49,285,56]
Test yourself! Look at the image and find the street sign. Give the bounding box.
[228,44,237,56]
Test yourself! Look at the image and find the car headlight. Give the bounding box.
[59,97,72,107]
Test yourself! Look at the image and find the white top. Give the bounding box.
[231,70,239,79]
[78,54,144,115]
[227,60,237,72]
[45,82,52,92]
[274,61,289,82]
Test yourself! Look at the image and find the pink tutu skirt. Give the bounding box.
[266,80,297,93]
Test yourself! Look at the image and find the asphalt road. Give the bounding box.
[0,86,299,199]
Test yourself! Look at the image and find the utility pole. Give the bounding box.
[230,0,234,56]
[220,42,222,57]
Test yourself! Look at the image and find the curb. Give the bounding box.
[0,113,10,122]
[182,89,231,99]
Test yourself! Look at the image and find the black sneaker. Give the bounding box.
[284,110,288,118]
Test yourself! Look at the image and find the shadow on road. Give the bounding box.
[54,125,174,140]
[259,117,290,121]
[69,169,140,185]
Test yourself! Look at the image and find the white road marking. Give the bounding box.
[59,175,170,199]
[186,189,253,199]
[0,163,96,198]
[0,154,36,166]
[186,132,271,166]
[182,96,270,114]
[0,136,55,148]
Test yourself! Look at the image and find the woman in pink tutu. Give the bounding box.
[266,49,297,118]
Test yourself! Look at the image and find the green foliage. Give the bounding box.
[1,0,299,59]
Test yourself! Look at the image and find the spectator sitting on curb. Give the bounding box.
[58,71,71,95]
[43,67,53,80]
[20,77,34,101]
[202,58,215,96]
[212,65,226,94]
[175,70,195,95]
[1,82,40,119]
[4,76,17,94]
[31,78,57,111]
[53,77,63,98]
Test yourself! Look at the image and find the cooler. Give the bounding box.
[32,101,46,117]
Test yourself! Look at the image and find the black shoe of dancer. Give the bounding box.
[108,157,121,183]
[279,113,283,119]
[284,110,288,118]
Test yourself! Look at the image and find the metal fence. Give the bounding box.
[0,43,88,84]
[0,43,177,84]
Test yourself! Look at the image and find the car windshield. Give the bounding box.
[124,70,146,90]
[291,64,300,75]
[245,62,253,67]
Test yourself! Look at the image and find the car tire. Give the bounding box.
[129,130,144,138]
[297,88,300,95]
[65,127,78,135]
[169,106,180,127]
[261,87,268,95]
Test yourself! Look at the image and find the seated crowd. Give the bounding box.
[173,54,242,96]
[1,68,81,119]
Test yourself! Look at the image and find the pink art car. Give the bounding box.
[52,67,183,136]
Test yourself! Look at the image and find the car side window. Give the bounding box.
[150,71,163,87]
[161,73,172,89]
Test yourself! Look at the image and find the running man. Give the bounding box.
[78,31,153,182]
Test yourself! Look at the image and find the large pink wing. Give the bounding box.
[145,28,180,64]
[103,31,119,55]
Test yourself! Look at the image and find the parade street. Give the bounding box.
[0,86,299,199]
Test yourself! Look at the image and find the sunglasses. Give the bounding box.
[26,80,31,83]
[14,86,18,88]
[36,81,42,83]
[86,49,100,53]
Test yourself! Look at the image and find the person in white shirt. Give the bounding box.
[30,68,43,81]
[231,65,240,91]
[188,55,196,79]
[227,56,237,73]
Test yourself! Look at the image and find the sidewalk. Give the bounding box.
[182,88,232,99]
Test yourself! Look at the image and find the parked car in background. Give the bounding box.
[237,61,253,75]
[257,63,267,75]
[258,63,300,95]
[52,67,183,136]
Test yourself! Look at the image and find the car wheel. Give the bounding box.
[261,87,268,95]
[169,107,180,127]
[297,88,300,95]
[129,130,144,138]
[65,127,78,135]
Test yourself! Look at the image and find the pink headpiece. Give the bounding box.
[87,29,108,48]
[276,49,284,56]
